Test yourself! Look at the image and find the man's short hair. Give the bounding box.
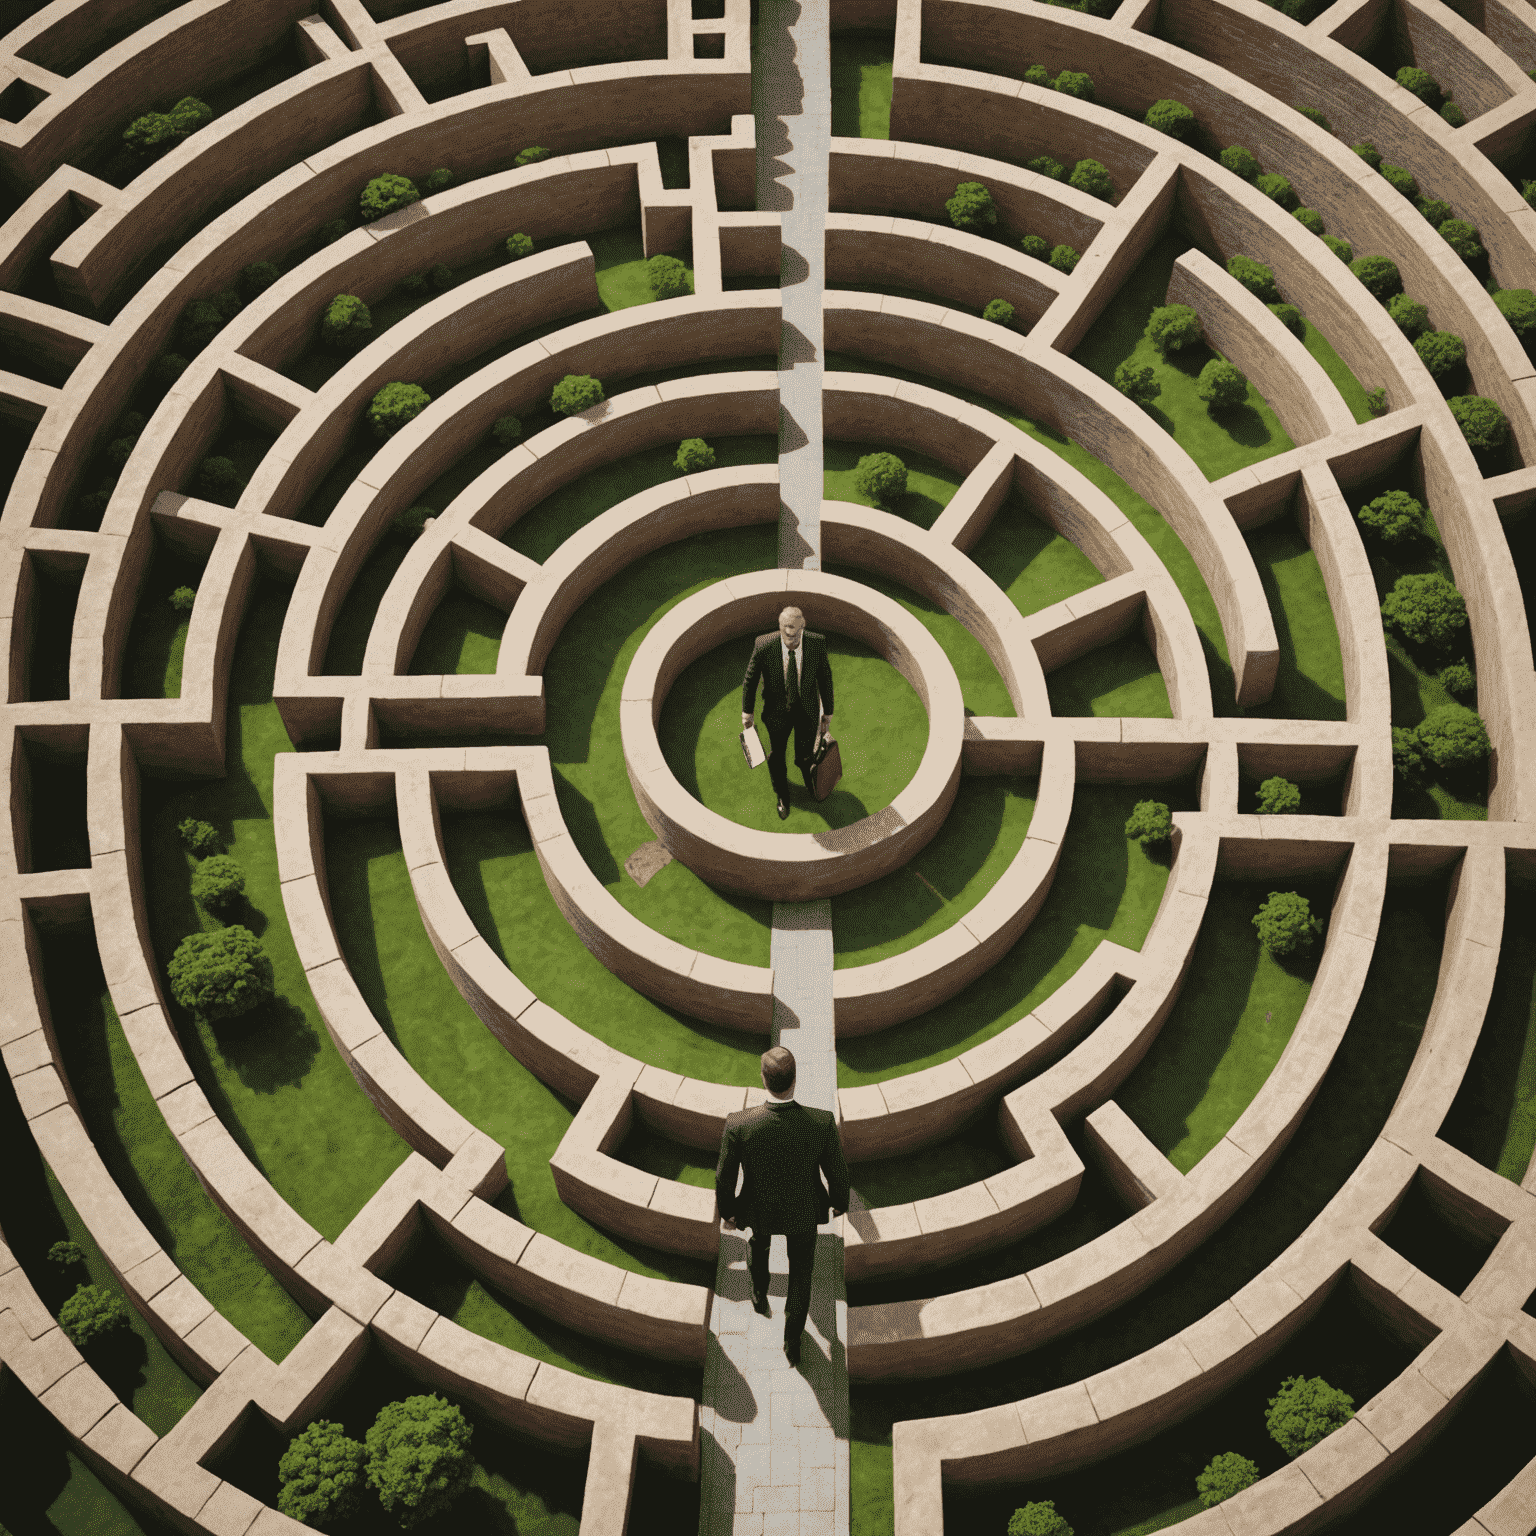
[779,605,803,623]
[761,1046,796,1094]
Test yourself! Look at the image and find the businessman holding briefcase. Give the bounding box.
[741,605,835,821]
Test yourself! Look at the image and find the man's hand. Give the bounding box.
[741,712,752,730]
[820,714,832,735]
[720,1216,738,1232]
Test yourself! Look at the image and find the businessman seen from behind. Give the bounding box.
[741,605,834,821]
[715,1046,850,1366]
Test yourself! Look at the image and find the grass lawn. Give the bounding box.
[139,580,411,1241]
[1241,515,1348,721]
[848,879,1445,1533]
[442,807,764,1088]
[837,781,1190,1086]
[325,815,714,1289]
[824,440,961,527]
[409,589,505,674]
[121,535,201,698]
[1300,315,1378,425]
[967,493,1105,618]
[659,634,929,835]
[831,33,893,138]
[849,1113,1014,1208]
[1072,232,1297,483]
[1116,879,1329,1172]
[1045,634,1172,718]
[38,930,312,1362]
[1439,882,1536,1182]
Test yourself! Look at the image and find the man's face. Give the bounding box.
[779,608,804,649]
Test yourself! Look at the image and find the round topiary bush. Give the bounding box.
[167,927,274,1021]
[180,293,241,351]
[1113,361,1159,405]
[854,451,908,506]
[1198,359,1248,410]
[399,272,428,293]
[1292,207,1325,236]
[1020,234,1051,260]
[1395,64,1440,103]
[1144,99,1196,139]
[241,261,280,297]
[1352,141,1382,170]
[429,263,454,291]
[505,232,534,259]
[1049,244,1080,273]
[177,818,220,855]
[1124,800,1172,845]
[1416,196,1454,227]
[1365,386,1389,417]
[1266,1376,1355,1457]
[197,457,244,503]
[1393,725,1428,782]
[315,217,350,247]
[1296,104,1331,131]
[1197,1453,1260,1508]
[1417,703,1491,767]
[1447,394,1509,450]
[1219,145,1260,182]
[1439,660,1475,696]
[123,96,212,159]
[1253,891,1322,957]
[1069,159,1114,201]
[1385,294,1429,339]
[191,855,245,913]
[1357,489,1422,543]
[1380,571,1468,648]
[1146,303,1202,356]
[550,374,605,416]
[515,145,550,167]
[1007,1501,1073,1536]
[1493,288,1536,338]
[392,506,433,540]
[491,416,522,447]
[1255,172,1296,209]
[420,167,453,194]
[1053,70,1094,100]
[279,1420,366,1527]
[1414,329,1467,382]
[983,298,1016,325]
[1256,776,1302,814]
[48,1240,85,1267]
[366,1395,474,1529]
[367,382,431,438]
[58,1283,130,1347]
[945,180,996,231]
[1268,302,1304,337]
[1026,155,1065,180]
[1227,255,1280,302]
[1321,235,1353,263]
[1023,63,1051,86]
[1380,163,1419,197]
[675,438,716,473]
[645,253,691,299]
[1439,218,1484,261]
[359,173,419,222]
[1441,99,1466,127]
[1350,254,1402,300]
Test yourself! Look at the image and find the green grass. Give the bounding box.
[139,580,411,1241]
[322,533,411,674]
[409,589,505,673]
[837,782,1190,1086]
[659,633,929,835]
[848,1114,1013,1208]
[1046,635,1172,717]
[831,33,893,138]
[824,441,961,528]
[121,537,201,698]
[1242,515,1348,721]
[1073,232,1296,482]
[38,930,312,1362]
[325,815,714,1290]
[1300,315,1378,425]
[1116,880,1327,1172]
[616,1123,718,1188]
[1439,883,1536,1181]
[589,224,694,310]
[968,493,1106,617]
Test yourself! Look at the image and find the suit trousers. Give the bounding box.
[765,707,820,801]
[747,1228,818,1345]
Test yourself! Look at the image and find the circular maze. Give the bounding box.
[2,0,1536,1533]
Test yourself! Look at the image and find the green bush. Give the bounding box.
[1523,179,1536,208]
[550,374,605,416]
[48,1240,85,1267]
[1350,254,1402,299]
[1439,218,1484,262]
[1417,703,1491,767]
[1393,725,1428,782]
[1292,207,1325,236]
[1269,302,1304,337]
[1227,255,1280,302]
[1357,489,1421,543]
[177,818,220,856]
[505,232,534,259]
[316,218,350,248]
[1124,800,1172,845]
[946,180,996,231]
[1493,288,1536,339]
[106,436,136,466]
[984,298,1016,326]
[241,262,280,297]
[1198,359,1248,409]
[1049,244,1080,273]
[1396,64,1440,104]
[1441,100,1466,127]
[1113,362,1159,405]
[515,145,551,167]
[399,272,428,294]
[420,167,453,195]
[1351,141,1382,170]
[122,96,212,159]
[1069,159,1114,201]
[1027,156,1066,186]
[197,457,244,504]
[1256,776,1302,814]
[1296,105,1331,132]
[191,855,245,913]
[1008,1501,1072,1536]
[491,416,521,447]
[279,1420,366,1527]
[1365,386,1388,417]
[169,586,197,612]
[1145,99,1196,139]
[1197,1452,1260,1508]
[359,173,419,222]
[1219,145,1261,182]
[1439,660,1475,696]
[1416,196,1454,226]
[1146,303,1202,356]
[1255,172,1296,209]
[1053,70,1094,100]
[429,263,454,291]
[1380,163,1418,198]
[1321,235,1353,263]
[1266,1376,1355,1457]
[180,291,242,351]
[675,438,716,473]
[1385,294,1429,339]
[1020,234,1051,260]
[1447,394,1509,450]
[392,506,433,540]
[321,294,372,350]
[1380,571,1467,648]
[58,1283,130,1347]
[1023,64,1051,87]
[1253,891,1322,957]
[1414,329,1467,382]
[167,927,274,1021]
[646,253,691,299]
[366,1395,474,1529]
[367,382,431,438]
[854,451,908,505]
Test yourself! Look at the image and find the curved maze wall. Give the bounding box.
[2,0,1536,1531]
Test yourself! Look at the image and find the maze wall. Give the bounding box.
[1,0,1536,1532]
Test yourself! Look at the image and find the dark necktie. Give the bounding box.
[785,647,800,710]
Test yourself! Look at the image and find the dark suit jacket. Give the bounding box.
[715,1099,852,1235]
[741,632,834,725]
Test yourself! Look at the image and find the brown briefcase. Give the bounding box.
[810,735,842,801]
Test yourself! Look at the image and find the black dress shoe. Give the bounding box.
[751,1291,771,1318]
[783,1331,801,1367]
[776,797,789,821]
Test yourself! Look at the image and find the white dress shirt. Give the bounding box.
[780,639,825,715]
